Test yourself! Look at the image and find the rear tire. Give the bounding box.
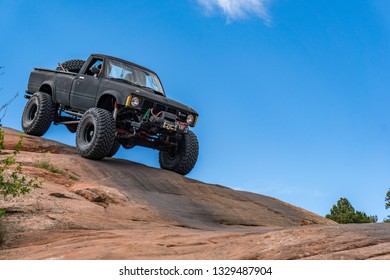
[21,92,55,136]
[76,108,115,160]
[56,59,85,73]
[159,130,199,175]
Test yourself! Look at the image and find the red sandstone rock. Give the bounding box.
[1,127,389,260]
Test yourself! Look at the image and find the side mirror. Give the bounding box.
[91,67,100,75]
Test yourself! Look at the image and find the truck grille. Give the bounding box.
[141,100,187,122]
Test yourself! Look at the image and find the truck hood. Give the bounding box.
[107,77,198,115]
[141,91,198,116]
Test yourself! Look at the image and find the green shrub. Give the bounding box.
[1,128,42,217]
[69,174,79,181]
[35,160,64,174]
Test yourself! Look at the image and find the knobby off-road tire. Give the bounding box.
[21,92,56,136]
[159,130,199,175]
[76,108,116,160]
[56,59,85,73]
[106,140,121,158]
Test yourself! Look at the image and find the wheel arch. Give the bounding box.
[96,90,125,112]
[97,94,117,113]
[38,82,56,101]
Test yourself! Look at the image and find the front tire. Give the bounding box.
[159,130,199,175]
[106,140,121,158]
[76,108,115,160]
[21,92,55,136]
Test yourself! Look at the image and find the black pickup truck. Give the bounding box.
[22,54,199,175]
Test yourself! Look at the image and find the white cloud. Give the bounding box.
[197,0,272,24]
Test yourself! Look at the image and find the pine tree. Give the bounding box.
[384,188,390,223]
[326,197,377,224]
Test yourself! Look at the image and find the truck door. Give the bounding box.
[70,58,103,111]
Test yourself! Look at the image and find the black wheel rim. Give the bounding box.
[82,122,95,144]
[167,149,178,160]
[27,104,38,122]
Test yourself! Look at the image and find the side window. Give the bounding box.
[108,64,124,79]
[107,61,132,81]
[85,58,103,76]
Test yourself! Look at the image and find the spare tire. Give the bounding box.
[56,59,85,73]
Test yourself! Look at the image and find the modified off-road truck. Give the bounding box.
[22,54,199,175]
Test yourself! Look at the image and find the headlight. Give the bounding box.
[126,95,141,107]
[186,114,195,125]
[131,96,140,107]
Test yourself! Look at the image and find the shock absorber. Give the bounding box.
[113,101,118,120]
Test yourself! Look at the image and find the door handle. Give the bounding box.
[79,76,85,80]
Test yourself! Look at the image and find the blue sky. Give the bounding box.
[1,0,390,221]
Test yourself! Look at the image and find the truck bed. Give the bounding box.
[28,68,77,106]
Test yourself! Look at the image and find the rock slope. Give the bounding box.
[1,127,389,259]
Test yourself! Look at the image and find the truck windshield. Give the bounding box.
[106,59,164,95]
